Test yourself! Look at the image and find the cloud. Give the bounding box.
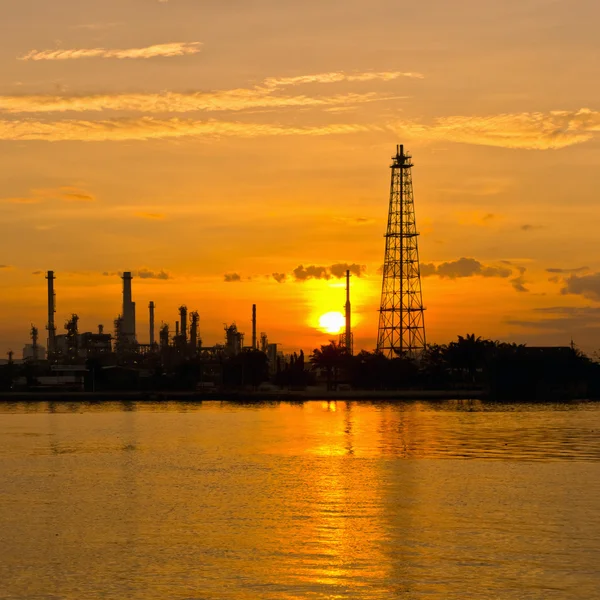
[502,262,530,293]
[0,70,407,114]
[0,90,388,115]
[293,265,330,281]
[135,268,171,280]
[333,216,374,226]
[0,265,10,269]
[508,306,600,331]
[20,42,202,61]
[329,263,366,278]
[421,257,512,279]
[546,266,588,274]
[32,270,43,275]
[521,224,543,231]
[272,273,287,283]
[420,263,437,277]
[0,117,377,142]
[2,186,95,203]
[72,22,121,31]
[394,108,600,150]
[293,263,366,281]
[262,71,423,89]
[102,269,171,279]
[511,274,529,293]
[59,186,95,202]
[224,273,242,282]
[561,272,600,301]
[135,212,165,220]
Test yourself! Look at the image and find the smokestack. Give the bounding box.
[98,324,104,335]
[46,271,56,356]
[175,321,179,338]
[31,324,39,361]
[149,302,155,346]
[179,306,188,342]
[345,269,352,355]
[190,311,199,351]
[252,304,257,350]
[160,323,169,350]
[122,272,136,344]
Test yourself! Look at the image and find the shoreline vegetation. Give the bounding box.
[2,335,599,402]
[0,389,487,403]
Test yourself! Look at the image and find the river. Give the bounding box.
[1,400,599,599]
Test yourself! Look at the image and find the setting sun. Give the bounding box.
[319,312,345,335]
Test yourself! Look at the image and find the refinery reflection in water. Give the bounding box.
[0,401,599,599]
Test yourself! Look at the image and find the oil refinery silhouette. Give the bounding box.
[19,144,426,366]
[2,145,597,401]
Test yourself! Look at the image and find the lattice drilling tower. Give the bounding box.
[377,145,426,358]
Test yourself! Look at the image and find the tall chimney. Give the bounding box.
[31,324,39,361]
[149,302,155,346]
[252,304,257,350]
[345,269,352,354]
[122,272,136,344]
[190,311,199,351]
[179,306,188,342]
[98,324,104,335]
[46,271,56,356]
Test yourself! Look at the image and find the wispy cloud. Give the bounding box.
[135,212,165,220]
[0,118,378,142]
[224,273,242,282]
[0,70,411,114]
[263,71,423,89]
[293,263,366,281]
[420,257,512,279]
[136,268,171,280]
[71,22,121,31]
[395,108,600,150]
[2,186,95,203]
[547,266,588,274]
[0,90,391,114]
[103,269,172,280]
[20,42,202,61]
[561,272,600,301]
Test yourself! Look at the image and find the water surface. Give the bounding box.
[1,400,599,599]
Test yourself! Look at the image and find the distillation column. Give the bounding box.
[46,271,56,357]
[179,306,188,343]
[345,270,352,355]
[252,305,257,350]
[122,272,136,345]
[149,302,155,346]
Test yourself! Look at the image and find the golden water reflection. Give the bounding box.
[0,401,599,599]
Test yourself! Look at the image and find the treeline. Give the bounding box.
[1,334,599,400]
[308,335,600,400]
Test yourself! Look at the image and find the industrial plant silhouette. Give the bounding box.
[2,146,597,400]
[22,144,429,366]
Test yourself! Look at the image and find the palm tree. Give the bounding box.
[445,334,494,383]
[310,341,349,390]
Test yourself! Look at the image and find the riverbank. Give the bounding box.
[0,389,486,402]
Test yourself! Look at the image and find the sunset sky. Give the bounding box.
[1,0,600,355]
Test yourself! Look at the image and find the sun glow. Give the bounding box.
[319,311,345,334]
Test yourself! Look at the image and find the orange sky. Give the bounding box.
[1,0,600,355]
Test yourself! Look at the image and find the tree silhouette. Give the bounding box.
[310,341,350,390]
